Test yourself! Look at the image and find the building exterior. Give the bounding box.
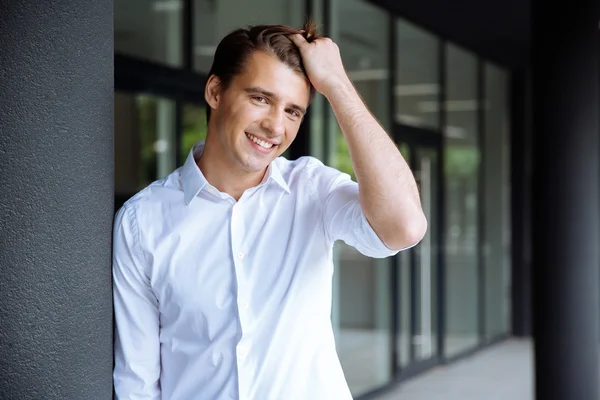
[1,1,598,399]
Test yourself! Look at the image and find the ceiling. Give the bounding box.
[369,0,531,69]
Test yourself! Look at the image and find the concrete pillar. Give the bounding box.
[531,0,600,398]
[0,2,114,399]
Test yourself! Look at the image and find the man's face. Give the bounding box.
[205,51,310,174]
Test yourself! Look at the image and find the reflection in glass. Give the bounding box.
[395,145,439,368]
[332,124,393,395]
[193,0,305,72]
[395,20,440,130]
[413,147,439,361]
[115,0,182,67]
[445,45,478,142]
[329,0,393,396]
[397,143,411,368]
[484,63,511,339]
[180,104,208,161]
[398,246,411,368]
[335,0,391,128]
[444,43,480,357]
[335,245,391,397]
[114,93,177,209]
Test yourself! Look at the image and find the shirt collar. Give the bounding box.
[181,141,290,205]
[265,159,291,194]
[181,141,209,205]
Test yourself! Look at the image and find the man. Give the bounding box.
[113,21,426,399]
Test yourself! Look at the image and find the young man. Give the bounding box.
[113,22,426,399]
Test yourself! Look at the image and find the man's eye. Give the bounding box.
[287,109,300,118]
[253,96,267,103]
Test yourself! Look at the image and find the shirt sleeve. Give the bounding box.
[317,163,405,258]
[112,204,161,399]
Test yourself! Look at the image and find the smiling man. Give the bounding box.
[112,21,427,400]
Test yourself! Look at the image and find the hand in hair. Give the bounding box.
[289,30,352,98]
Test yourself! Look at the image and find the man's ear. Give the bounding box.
[205,75,221,112]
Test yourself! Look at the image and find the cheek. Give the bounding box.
[220,99,254,122]
[232,106,266,129]
[284,122,301,140]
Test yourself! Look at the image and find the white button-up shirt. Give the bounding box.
[113,141,401,400]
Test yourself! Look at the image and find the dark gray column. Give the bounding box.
[0,2,114,399]
[511,69,533,337]
[531,0,600,399]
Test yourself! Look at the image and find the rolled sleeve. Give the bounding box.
[113,204,161,399]
[320,168,401,259]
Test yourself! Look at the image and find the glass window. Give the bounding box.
[395,144,440,368]
[328,0,393,396]
[445,45,478,142]
[115,0,183,67]
[443,43,480,357]
[395,19,440,130]
[413,146,439,361]
[396,143,412,368]
[483,63,511,339]
[180,103,208,162]
[193,0,305,72]
[114,92,177,209]
[334,0,391,128]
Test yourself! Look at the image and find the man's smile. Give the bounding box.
[245,132,277,152]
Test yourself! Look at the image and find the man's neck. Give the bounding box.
[196,140,267,201]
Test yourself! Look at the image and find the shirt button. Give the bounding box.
[208,187,216,194]
[240,301,249,310]
[237,252,244,260]
[238,346,248,358]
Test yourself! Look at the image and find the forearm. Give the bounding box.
[324,79,427,249]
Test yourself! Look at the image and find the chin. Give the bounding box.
[244,150,279,169]
[235,154,267,172]
[246,160,272,173]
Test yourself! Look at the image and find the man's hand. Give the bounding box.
[289,34,352,98]
[290,33,427,251]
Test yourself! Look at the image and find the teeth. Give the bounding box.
[247,133,274,149]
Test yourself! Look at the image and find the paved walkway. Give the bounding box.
[374,338,533,400]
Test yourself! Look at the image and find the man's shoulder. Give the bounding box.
[275,155,341,179]
[119,168,183,214]
[274,155,351,195]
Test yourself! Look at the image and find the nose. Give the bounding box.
[260,108,285,137]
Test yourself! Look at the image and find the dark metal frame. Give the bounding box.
[477,57,486,343]
[115,53,207,102]
[114,0,513,398]
[436,38,448,364]
[509,70,531,337]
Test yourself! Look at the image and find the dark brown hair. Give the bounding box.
[205,20,320,122]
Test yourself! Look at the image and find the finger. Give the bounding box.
[289,33,308,49]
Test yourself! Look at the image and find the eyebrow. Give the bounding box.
[244,86,307,116]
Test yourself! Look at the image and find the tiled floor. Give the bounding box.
[337,329,390,395]
[374,338,533,400]
[336,329,485,396]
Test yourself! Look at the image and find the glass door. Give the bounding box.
[412,147,439,361]
[396,139,441,371]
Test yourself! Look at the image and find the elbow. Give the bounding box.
[383,212,428,250]
[407,212,428,245]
